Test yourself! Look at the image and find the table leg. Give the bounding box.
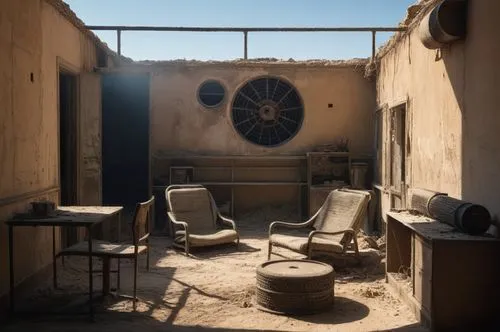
[9,225,14,315]
[117,212,121,290]
[87,225,94,320]
[52,226,57,289]
[102,257,111,296]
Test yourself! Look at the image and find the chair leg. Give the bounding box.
[185,241,190,256]
[267,242,272,260]
[236,236,240,250]
[352,236,361,265]
[52,228,57,289]
[307,246,313,260]
[133,256,138,311]
[53,255,58,289]
[146,241,150,272]
[117,258,121,290]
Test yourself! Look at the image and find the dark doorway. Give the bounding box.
[101,73,150,212]
[59,71,78,205]
[59,70,78,246]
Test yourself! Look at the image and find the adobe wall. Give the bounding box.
[0,0,101,301]
[149,61,376,157]
[377,0,500,223]
[145,61,375,215]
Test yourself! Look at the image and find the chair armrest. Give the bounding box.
[269,219,314,236]
[167,212,189,233]
[307,229,356,256]
[308,228,355,240]
[217,212,237,231]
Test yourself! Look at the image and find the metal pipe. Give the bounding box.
[117,29,122,56]
[88,26,406,59]
[87,26,405,32]
[243,31,248,60]
[372,31,377,61]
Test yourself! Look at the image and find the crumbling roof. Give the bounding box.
[132,57,370,69]
[376,0,442,59]
[45,0,132,63]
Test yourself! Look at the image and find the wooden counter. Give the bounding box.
[386,211,500,331]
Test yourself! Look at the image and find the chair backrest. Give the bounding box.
[166,186,217,234]
[313,189,370,244]
[132,196,155,246]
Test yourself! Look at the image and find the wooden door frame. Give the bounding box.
[388,99,409,209]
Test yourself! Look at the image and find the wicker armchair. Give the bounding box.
[166,185,239,255]
[268,189,370,260]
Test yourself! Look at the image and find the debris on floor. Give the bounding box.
[4,208,422,332]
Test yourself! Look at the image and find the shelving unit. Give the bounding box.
[152,153,372,232]
[306,152,351,216]
[152,155,307,231]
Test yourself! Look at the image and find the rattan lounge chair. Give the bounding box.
[166,185,239,255]
[268,189,370,260]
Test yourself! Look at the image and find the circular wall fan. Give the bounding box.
[231,76,304,147]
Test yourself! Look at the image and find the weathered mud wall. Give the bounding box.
[0,0,102,302]
[377,0,500,223]
[149,61,376,156]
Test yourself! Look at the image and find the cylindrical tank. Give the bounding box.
[455,203,492,235]
[409,188,446,216]
[428,194,491,235]
[418,0,468,49]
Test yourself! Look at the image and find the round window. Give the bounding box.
[231,76,304,147]
[197,80,225,108]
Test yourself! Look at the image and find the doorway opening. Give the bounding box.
[59,70,78,246]
[101,73,150,218]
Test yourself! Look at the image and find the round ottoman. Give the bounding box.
[256,259,335,315]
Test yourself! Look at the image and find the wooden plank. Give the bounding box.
[386,215,412,273]
[386,273,431,329]
[413,234,432,312]
[432,241,500,331]
[153,182,307,188]
[78,72,102,206]
[153,155,307,160]
[305,152,350,156]
[187,166,301,170]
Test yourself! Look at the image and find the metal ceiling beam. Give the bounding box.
[87,26,405,32]
[86,26,407,60]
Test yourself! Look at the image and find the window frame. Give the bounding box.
[197,79,226,109]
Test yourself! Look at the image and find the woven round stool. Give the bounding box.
[256,259,335,315]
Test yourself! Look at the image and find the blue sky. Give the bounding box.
[64,0,415,61]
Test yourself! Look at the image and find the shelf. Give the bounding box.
[153,182,307,189]
[154,155,307,160]
[306,152,350,156]
[311,183,347,188]
[175,166,302,171]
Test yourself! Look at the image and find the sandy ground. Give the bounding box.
[3,207,426,332]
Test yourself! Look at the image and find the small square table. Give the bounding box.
[6,206,123,320]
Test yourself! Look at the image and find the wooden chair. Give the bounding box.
[268,189,370,261]
[58,197,154,310]
[166,185,239,256]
